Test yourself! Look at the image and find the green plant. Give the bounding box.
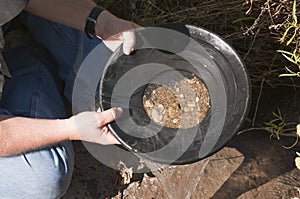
[264,108,298,139]
[264,108,286,140]
[278,66,300,78]
[277,0,300,78]
[269,0,300,171]
[279,0,299,46]
[264,109,300,170]
[278,49,300,67]
[277,49,300,79]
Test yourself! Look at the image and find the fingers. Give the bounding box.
[122,22,144,55]
[96,10,142,55]
[101,126,121,145]
[103,40,123,52]
[96,107,123,126]
[96,107,123,145]
[122,29,136,55]
[104,132,121,145]
[102,26,136,54]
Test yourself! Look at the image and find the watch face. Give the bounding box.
[99,24,250,165]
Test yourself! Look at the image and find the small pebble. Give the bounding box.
[173,119,179,123]
[151,108,163,123]
[157,104,164,110]
[145,100,154,107]
[187,103,196,107]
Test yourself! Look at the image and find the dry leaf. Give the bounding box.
[295,152,300,170]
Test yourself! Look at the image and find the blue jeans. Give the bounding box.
[19,12,108,103]
[0,11,109,198]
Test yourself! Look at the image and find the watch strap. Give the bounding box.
[84,6,104,39]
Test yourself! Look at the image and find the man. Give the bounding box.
[0,0,138,198]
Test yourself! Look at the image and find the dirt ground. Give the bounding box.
[62,85,300,199]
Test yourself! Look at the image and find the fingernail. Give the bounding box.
[124,49,130,55]
[115,140,121,145]
[123,46,133,55]
[130,48,134,54]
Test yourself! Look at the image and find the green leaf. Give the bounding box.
[281,53,297,64]
[286,28,297,45]
[280,26,293,43]
[279,73,298,77]
[277,50,294,56]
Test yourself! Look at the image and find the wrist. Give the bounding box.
[63,117,80,141]
[95,10,110,38]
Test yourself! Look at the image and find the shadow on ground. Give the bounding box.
[63,86,300,199]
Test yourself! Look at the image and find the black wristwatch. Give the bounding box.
[84,6,104,39]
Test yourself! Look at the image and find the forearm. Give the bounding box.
[25,0,138,54]
[25,0,97,32]
[0,115,72,156]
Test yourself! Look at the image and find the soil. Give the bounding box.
[62,86,300,199]
[143,76,210,129]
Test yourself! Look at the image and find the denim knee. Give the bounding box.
[0,142,74,198]
[2,45,67,119]
[0,107,74,199]
[0,31,74,198]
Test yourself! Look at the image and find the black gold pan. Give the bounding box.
[99,24,251,165]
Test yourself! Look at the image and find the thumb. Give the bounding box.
[122,25,144,55]
[122,29,136,55]
[96,107,123,126]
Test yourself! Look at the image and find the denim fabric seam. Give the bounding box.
[50,22,77,54]
[30,58,44,118]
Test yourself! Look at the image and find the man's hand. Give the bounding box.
[66,107,123,145]
[95,10,141,55]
